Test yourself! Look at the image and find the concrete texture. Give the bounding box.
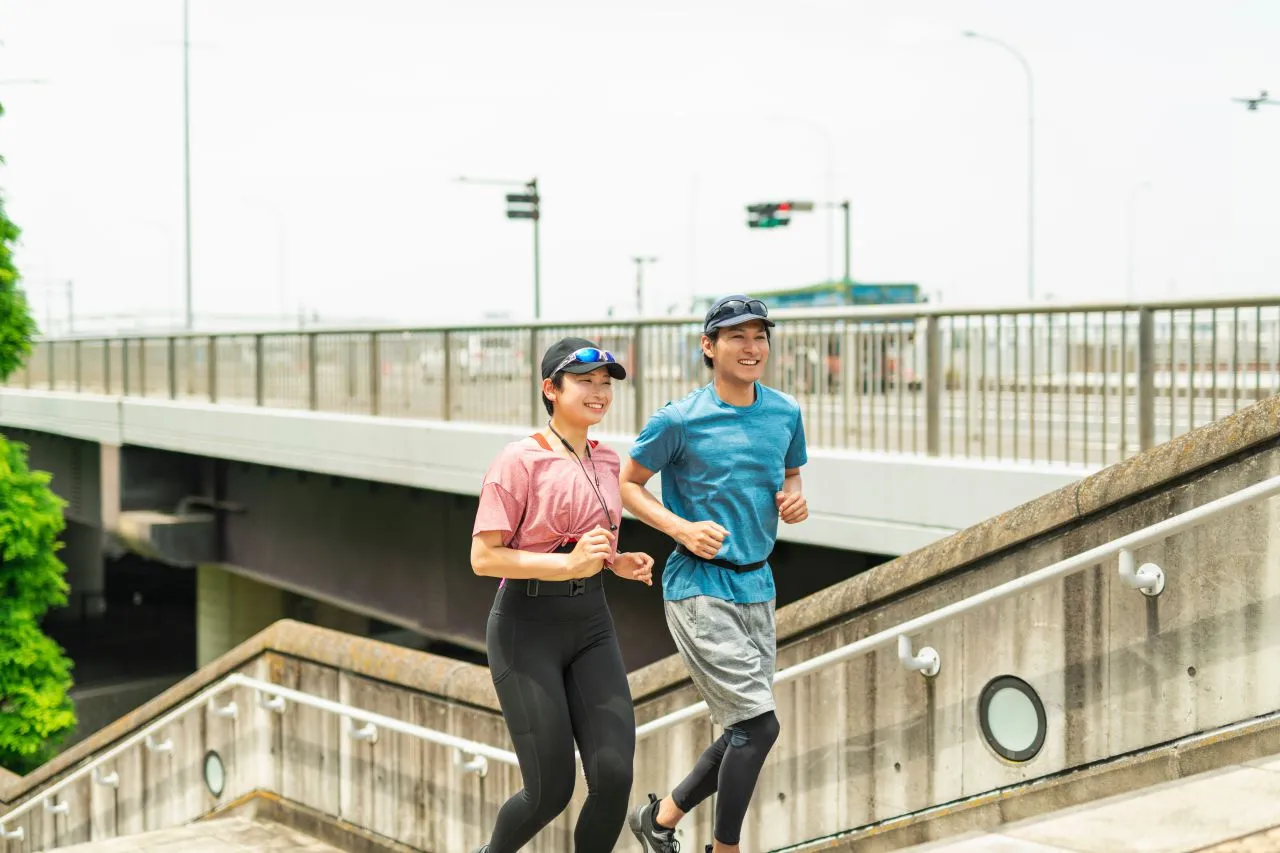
[53,816,343,852]
[892,753,1280,853]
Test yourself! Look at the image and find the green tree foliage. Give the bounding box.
[0,99,77,773]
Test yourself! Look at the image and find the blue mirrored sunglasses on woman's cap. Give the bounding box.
[554,347,616,374]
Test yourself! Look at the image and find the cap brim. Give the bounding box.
[561,361,627,380]
[707,314,775,332]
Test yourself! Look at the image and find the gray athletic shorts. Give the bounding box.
[664,595,777,728]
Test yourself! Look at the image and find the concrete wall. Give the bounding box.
[0,389,1087,557]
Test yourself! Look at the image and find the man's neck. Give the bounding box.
[713,376,757,407]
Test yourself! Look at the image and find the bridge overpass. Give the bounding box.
[0,297,1275,668]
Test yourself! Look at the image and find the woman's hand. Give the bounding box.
[610,552,655,586]
[563,527,615,578]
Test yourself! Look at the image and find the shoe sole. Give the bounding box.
[627,806,649,852]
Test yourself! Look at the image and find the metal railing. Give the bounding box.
[6,296,1280,468]
[0,672,515,843]
[633,473,1280,738]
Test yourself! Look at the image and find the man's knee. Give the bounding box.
[726,711,780,750]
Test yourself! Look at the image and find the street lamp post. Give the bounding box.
[182,0,194,329]
[632,256,658,316]
[964,30,1035,303]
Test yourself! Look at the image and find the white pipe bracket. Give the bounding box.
[258,691,286,714]
[43,798,69,816]
[0,824,24,841]
[346,718,378,744]
[1118,549,1165,597]
[93,767,120,788]
[454,749,489,777]
[210,698,238,719]
[898,634,941,678]
[145,734,174,754]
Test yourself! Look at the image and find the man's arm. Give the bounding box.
[620,459,728,560]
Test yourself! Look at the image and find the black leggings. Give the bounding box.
[671,711,781,845]
[484,581,636,853]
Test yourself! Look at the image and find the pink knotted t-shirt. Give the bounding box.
[473,435,622,576]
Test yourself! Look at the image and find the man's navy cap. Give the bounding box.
[703,294,775,334]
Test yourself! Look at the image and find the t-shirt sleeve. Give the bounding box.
[785,407,808,469]
[472,449,529,543]
[629,405,682,474]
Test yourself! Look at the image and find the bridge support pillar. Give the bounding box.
[196,564,287,667]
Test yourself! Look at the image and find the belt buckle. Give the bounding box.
[568,578,587,597]
[526,579,540,598]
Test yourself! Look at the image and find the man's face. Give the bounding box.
[703,320,770,384]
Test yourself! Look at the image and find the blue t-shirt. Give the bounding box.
[630,382,808,603]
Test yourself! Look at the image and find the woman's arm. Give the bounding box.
[471,529,613,580]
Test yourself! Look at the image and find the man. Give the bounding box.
[622,295,809,853]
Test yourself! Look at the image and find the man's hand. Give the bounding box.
[611,552,655,585]
[776,491,808,524]
[677,520,729,560]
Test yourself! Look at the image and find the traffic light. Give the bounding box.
[506,192,540,220]
[747,202,793,229]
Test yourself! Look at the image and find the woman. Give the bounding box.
[470,337,656,853]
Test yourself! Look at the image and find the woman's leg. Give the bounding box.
[485,613,579,853]
[565,613,636,853]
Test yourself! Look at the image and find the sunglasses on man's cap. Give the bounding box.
[704,297,774,333]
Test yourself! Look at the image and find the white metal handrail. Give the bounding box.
[0,672,515,841]
[635,473,1280,737]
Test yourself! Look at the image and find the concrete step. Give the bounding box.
[54,815,343,852]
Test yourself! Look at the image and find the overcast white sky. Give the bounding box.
[1,0,1277,331]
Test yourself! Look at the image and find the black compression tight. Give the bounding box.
[671,711,781,845]
[484,582,636,853]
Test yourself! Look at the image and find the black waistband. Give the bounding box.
[675,543,769,573]
[520,573,605,598]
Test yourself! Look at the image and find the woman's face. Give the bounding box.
[545,367,614,426]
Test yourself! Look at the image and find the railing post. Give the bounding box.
[1138,308,1155,452]
[633,323,646,434]
[103,340,111,394]
[168,337,178,400]
[74,340,82,393]
[208,335,218,404]
[307,332,319,411]
[254,335,265,407]
[530,328,540,427]
[925,314,942,456]
[139,339,148,397]
[121,340,130,396]
[47,341,55,390]
[442,330,453,421]
[369,332,381,416]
